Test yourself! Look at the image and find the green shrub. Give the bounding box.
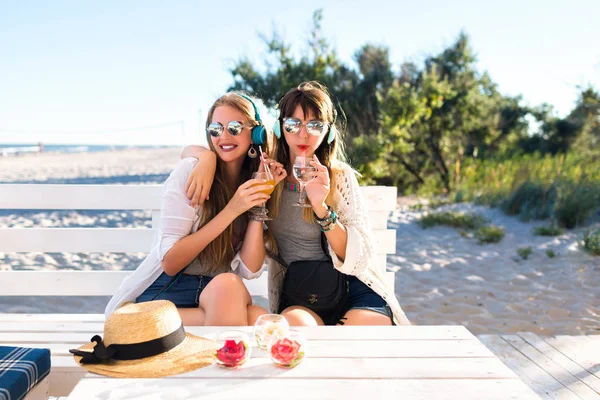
[475,225,505,244]
[545,249,558,258]
[533,222,564,236]
[517,246,533,259]
[503,181,557,221]
[582,229,600,256]
[555,182,600,229]
[419,211,487,229]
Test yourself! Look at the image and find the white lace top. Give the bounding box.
[267,162,411,325]
[104,158,267,317]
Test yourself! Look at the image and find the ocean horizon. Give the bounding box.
[0,143,178,156]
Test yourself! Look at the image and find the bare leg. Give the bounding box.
[199,273,251,326]
[281,306,324,326]
[338,309,392,326]
[247,305,268,325]
[177,307,206,326]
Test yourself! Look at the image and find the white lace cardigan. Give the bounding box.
[104,158,267,317]
[267,163,411,326]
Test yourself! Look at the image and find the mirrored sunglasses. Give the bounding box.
[207,121,247,137]
[283,118,328,136]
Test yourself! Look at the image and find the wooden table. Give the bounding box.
[65,326,539,399]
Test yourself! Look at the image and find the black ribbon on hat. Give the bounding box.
[69,324,186,364]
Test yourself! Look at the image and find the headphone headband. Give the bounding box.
[235,93,266,145]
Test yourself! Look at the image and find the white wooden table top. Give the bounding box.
[65,326,540,400]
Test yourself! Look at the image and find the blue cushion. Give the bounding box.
[0,346,51,400]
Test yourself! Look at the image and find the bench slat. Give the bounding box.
[0,326,473,341]
[0,185,397,211]
[0,271,396,296]
[0,228,395,253]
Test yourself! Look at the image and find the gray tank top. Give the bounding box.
[268,189,329,266]
[183,216,245,277]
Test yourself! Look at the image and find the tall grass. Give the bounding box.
[438,154,600,229]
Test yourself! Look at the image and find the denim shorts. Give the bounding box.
[338,276,394,324]
[136,272,213,308]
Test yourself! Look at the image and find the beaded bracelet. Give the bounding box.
[314,206,336,227]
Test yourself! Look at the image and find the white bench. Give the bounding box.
[0,184,397,397]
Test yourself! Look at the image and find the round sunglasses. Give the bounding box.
[283,118,329,136]
[207,121,250,137]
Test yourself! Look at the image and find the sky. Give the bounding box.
[1,0,598,146]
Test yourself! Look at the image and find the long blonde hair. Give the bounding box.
[268,81,348,223]
[199,92,276,272]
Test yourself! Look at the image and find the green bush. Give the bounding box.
[533,222,564,236]
[419,211,487,230]
[503,181,557,221]
[555,182,600,229]
[545,249,558,258]
[475,225,505,244]
[517,246,533,259]
[582,229,600,256]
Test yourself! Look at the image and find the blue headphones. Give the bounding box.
[272,102,337,144]
[237,93,266,145]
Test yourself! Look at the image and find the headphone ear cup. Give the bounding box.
[273,120,281,139]
[251,125,266,145]
[327,125,336,144]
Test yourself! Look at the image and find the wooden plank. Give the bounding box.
[0,227,396,253]
[0,228,155,252]
[544,335,600,381]
[49,356,518,379]
[23,375,49,400]
[0,314,106,322]
[479,334,577,399]
[66,378,538,400]
[0,270,269,297]
[503,334,598,399]
[519,332,600,395]
[2,339,495,358]
[0,326,475,341]
[0,265,394,299]
[0,185,397,212]
[0,184,161,210]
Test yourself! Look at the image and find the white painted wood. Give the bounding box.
[0,228,155,252]
[0,269,394,297]
[0,184,396,212]
[67,378,539,400]
[0,314,106,322]
[0,326,475,341]
[0,227,395,253]
[545,335,600,381]
[50,356,518,379]
[503,334,597,399]
[1,339,494,358]
[23,375,50,400]
[517,332,600,397]
[479,334,573,399]
[0,184,162,210]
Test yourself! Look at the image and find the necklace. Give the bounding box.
[285,182,300,192]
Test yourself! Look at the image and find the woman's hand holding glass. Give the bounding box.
[227,178,274,218]
[303,155,330,212]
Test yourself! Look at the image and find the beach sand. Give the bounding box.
[1,148,598,335]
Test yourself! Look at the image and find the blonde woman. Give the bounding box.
[105,92,286,326]
[182,82,410,326]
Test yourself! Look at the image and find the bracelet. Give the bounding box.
[314,206,336,227]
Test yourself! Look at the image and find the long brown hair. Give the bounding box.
[268,81,348,222]
[198,92,275,272]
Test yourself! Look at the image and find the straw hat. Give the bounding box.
[69,300,217,378]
